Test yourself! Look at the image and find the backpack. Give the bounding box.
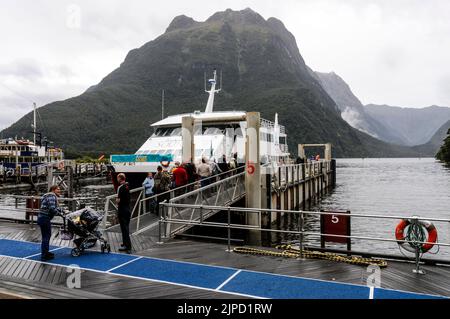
[160,172,171,191]
[155,171,171,193]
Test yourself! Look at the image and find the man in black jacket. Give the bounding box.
[116,173,132,253]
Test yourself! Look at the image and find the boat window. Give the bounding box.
[204,127,222,135]
[150,150,158,154]
[152,129,161,137]
[170,128,182,136]
[235,128,243,137]
[164,149,173,155]
[152,128,175,137]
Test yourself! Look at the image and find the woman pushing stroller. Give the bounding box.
[37,184,111,260]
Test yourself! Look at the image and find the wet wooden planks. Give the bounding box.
[0,274,114,299]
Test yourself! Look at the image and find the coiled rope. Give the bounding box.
[233,244,387,268]
[405,222,427,251]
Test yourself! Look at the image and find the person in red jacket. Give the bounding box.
[172,161,188,193]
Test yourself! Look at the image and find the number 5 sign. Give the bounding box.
[331,215,339,224]
[320,210,351,251]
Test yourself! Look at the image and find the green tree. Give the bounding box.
[436,128,450,164]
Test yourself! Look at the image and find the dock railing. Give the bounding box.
[270,160,331,191]
[0,162,108,180]
[273,160,330,181]
[0,194,100,229]
[158,203,450,273]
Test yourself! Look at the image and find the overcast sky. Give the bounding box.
[1,0,450,130]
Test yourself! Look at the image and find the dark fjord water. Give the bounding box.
[280,158,450,259]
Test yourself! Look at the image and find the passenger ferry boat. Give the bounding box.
[110,70,290,188]
[0,139,63,177]
[0,105,64,180]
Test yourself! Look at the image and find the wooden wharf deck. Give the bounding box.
[0,221,449,299]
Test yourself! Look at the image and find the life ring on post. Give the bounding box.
[247,163,255,175]
[395,219,438,253]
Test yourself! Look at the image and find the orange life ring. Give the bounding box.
[395,219,438,253]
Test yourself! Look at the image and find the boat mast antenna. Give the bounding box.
[204,69,221,113]
[32,102,37,145]
[274,113,280,146]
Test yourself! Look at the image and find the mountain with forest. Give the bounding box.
[436,125,450,164]
[1,8,421,158]
[414,120,450,157]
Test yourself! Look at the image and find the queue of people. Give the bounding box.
[141,156,236,208]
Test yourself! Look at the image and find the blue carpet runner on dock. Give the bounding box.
[0,238,446,299]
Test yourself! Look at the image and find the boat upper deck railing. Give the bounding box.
[260,118,286,134]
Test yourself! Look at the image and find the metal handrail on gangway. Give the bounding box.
[161,171,246,238]
[133,168,246,236]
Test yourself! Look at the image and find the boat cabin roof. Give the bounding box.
[151,111,247,127]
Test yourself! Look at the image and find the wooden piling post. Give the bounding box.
[245,112,261,226]
[67,165,75,211]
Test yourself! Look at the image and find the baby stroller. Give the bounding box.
[59,207,111,257]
